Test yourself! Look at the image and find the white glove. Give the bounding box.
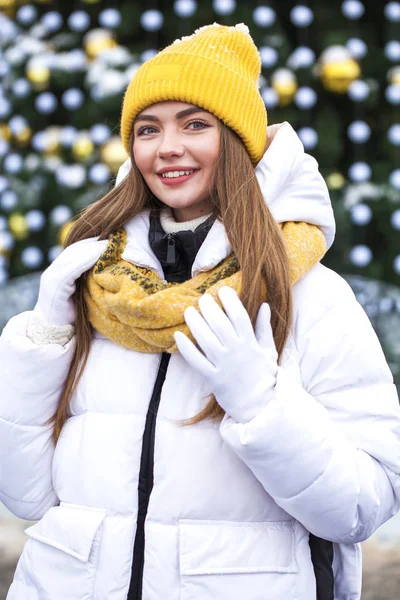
[33,237,108,327]
[173,286,278,424]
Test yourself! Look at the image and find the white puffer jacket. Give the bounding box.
[1,123,399,600]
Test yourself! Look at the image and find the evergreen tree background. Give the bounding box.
[0,0,399,286]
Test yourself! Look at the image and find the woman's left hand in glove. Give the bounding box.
[173,286,279,423]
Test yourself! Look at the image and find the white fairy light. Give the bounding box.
[0,139,8,158]
[213,0,236,15]
[31,131,47,152]
[0,190,18,211]
[348,80,370,101]
[346,38,367,59]
[99,8,122,29]
[261,87,278,108]
[55,164,86,189]
[140,10,164,31]
[60,126,79,148]
[253,6,276,27]
[389,169,400,189]
[90,124,111,145]
[385,40,400,62]
[4,46,25,68]
[297,127,318,149]
[0,231,14,251]
[379,297,394,312]
[384,2,400,22]
[11,78,31,98]
[68,11,91,32]
[290,5,314,27]
[391,208,400,230]
[173,0,197,17]
[341,0,365,19]
[49,205,73,226]
[48,245,63,262]
[140,49,158,64]
[388,124,400,145]
[0,97,12,119]
[35,92,58,114]
[3,154,24,175]
[0,15,18,44]
[347,120,371,143]
[385,84,400,105]
[21,246,44,269]
[89,163,111,185]
[349,244,372,267]
[61,88,85,110]
[16,5,37,25]
[41,11,63,33]
[259,46,278,68]
[393,255,400,275]
[287,46,315,69]
[348,161,371,182]
[350,203,372,225]
[294,87,317,109]
[8,115,29,135]
[25,154,41,172]
[25,209,46,232]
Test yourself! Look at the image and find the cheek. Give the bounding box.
[133,144,151,175]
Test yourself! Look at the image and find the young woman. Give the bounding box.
[1,23,400,600]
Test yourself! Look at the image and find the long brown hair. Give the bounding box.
[47,121,293,444]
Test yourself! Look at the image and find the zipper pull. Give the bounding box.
[166,234,176,264]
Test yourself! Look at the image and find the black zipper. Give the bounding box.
[166,234,176,264]
[127,352,171,600]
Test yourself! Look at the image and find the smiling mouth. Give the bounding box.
[157,170,200,185]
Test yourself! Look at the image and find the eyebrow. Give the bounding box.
[134,106,207,125]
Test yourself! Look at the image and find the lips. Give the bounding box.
[157,169,200,186]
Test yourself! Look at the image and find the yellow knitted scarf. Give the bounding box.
[84,221,326,353]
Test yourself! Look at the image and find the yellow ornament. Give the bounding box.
[326,172,346,190]
[271,68,298,106]
[9,213,29,241]
[100,136,128,174]
[14,126,32,147]
[0,0,15,17]
[318,46,361,94]
[388,66,400,86]
[84,29,118,60]
[43,126,61,156]
[0,124,12,142]
[26,65,51,91]
[58,221,75,247]
[72,136,95,161]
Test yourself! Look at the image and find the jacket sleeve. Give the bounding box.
[219,289,400,544]
[0,311,76,520]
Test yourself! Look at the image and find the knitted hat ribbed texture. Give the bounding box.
[120,23,267,165]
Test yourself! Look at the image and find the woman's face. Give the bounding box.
[132,101,220,222]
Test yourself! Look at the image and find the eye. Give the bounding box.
[187,119,209,129]
[136,119,209,136]
[137,125,157,136]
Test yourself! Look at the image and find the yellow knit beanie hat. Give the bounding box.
[120,22,267,166]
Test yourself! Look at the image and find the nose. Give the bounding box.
[156,130,185,158]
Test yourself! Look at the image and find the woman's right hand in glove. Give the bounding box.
[33,236,108,327]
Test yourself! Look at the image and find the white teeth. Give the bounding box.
[160,170,195,178]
